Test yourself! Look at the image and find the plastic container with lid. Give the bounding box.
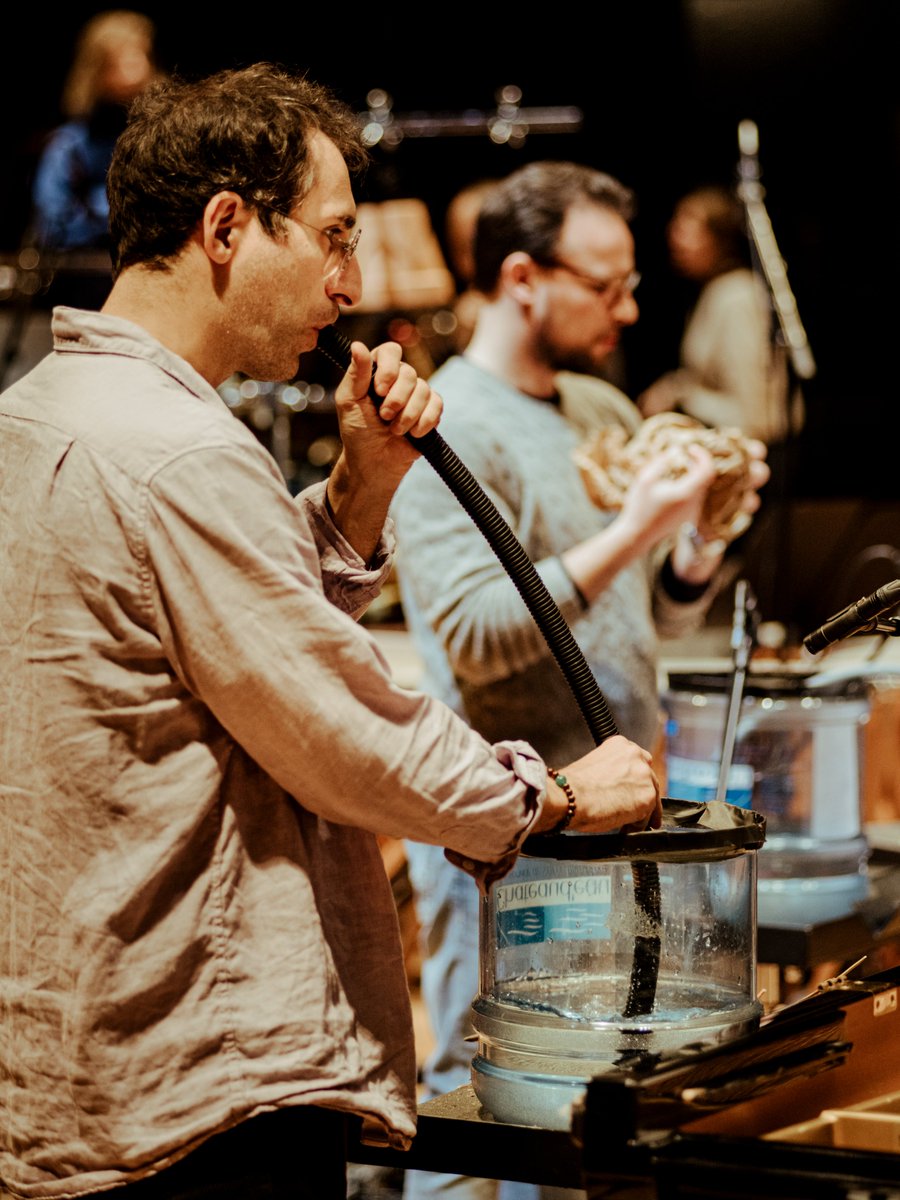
[471,799,765,1130]
[662,672,870,925]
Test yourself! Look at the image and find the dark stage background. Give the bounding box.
[2,0,898,628]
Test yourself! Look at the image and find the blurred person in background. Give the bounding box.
[637,185,799,446]
[32,9,157,253]
[443,178,499,353]
[1,11,158,387]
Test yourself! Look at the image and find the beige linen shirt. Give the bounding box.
[0,309,545,1198]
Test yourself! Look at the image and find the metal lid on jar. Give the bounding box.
[522,798,766,863]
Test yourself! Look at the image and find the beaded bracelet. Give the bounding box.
[546,767,577,834]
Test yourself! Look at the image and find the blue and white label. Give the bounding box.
[667,755,754,808]
[494,875,612,945]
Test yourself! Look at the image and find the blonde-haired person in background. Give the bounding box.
[0,13,157,388]
[32,10,157,252]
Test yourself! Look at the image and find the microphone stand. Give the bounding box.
[736,119,815,629]
[869,618,900,640]
[737,119,816,385]
[715,579,758,806]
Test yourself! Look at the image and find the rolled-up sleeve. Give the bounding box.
[298,479,396,619]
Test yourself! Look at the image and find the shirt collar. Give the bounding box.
[51,306,223,406]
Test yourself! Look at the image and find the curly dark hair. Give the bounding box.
[107,63,368,277]
[473,161,635,295]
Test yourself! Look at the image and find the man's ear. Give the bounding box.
[499,251,540,308]
[200,191,251,265]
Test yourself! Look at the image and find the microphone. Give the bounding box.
[802,580,900,655]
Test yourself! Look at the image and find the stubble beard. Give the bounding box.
[535,327,611,380]
[225,292,314,384]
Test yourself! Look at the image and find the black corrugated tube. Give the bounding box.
[317,327,660,1017]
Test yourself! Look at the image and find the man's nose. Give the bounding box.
[612,291,639,326]
[326,255,363,308]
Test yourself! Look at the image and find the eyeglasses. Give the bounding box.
[284,215,361,278]
[541,257,641,305]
